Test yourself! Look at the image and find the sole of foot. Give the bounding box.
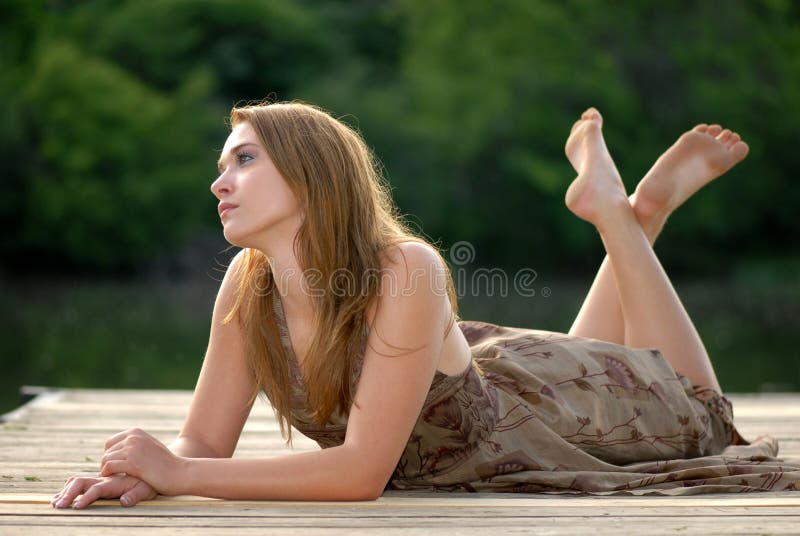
[631,123,750,223]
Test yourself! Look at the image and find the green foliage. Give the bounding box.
[76,0,330,102]
[0,0,797,273]
[15,41,219,269]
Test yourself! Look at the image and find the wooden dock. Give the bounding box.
[1,387,799,534]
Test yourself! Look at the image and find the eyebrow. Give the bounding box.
[217,142,260,173]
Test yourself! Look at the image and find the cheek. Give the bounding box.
[268,180,302,213]
[246,183,303,226]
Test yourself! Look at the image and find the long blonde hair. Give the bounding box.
[222,101,459,441]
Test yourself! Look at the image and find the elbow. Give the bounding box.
[348,481,384,501]
[336,446,390,501]
[362,477,387,501]
[345,468,388,501]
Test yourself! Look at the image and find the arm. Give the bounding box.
[103,242,450,501]
[54,249,257,509]
[172,248,257,459]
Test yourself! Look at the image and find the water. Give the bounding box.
[1,275,798,416]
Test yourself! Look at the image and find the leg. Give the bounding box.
[564,109,735,393]
[567,203,663,344]
[569,121,748,346]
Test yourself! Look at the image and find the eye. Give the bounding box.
[237,152,254,166]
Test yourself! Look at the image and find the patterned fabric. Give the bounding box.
[271,291,800,495]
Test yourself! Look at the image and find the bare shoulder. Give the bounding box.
[381,240,443,265]
[378,241,448,293]
[364,241,450,349]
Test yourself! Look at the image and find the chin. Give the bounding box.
[223,224,270,251]
[222,226,249,248]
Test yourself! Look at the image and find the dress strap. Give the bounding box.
[270,289,296,362]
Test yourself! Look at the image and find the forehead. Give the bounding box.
[221,121,259,154]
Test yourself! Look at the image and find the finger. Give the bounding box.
[104,428,138,450]
[121,480,157,507]
[51,475,78,503]
[51,488,69,506]
[100,449,128,476]
[54,477,99,509]
[100,459,131,478]
[71,484,103,509]
[53,478,85,508]
[51,488,68,503]
[51,482,68,502]
[100,447,126,468]
[104,442,125,456]
[72,480,117,510]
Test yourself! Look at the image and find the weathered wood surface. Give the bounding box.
[1,387,799,534]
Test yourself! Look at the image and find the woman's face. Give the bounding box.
[211,121,303,247]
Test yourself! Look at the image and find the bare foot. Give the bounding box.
[631,124,750,223]
[564,108,631,231]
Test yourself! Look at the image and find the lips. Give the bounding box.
[218,202,238,218]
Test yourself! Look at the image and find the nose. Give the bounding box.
[211,171,232,199]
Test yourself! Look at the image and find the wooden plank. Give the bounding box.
[2,388,800,535]
[1,521,800,536]
[4,505,800,520]
[2,507,800,534]
[6,493,800,508]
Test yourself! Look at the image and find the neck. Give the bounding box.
[249,225,314,319]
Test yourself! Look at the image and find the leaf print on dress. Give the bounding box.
[423,394,463,433]
[604,355,639,390]
[539,384,566,406]
[647,381,669,405]
[483,370,543,406]
[475,450,543,480]
[482,371,521,393]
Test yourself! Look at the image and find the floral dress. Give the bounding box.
[272,291,800,495]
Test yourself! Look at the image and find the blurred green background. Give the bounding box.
[1,0,798,415]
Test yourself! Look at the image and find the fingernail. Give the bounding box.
[121,495,130,506]
[72,501,81,509]
[56,499,66,508]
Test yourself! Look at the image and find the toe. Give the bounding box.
[693,124,709,133]
[570,118,584,135]
[731,141,749,161]
[579,119,602,136]
[707,124,722,136]
[728,132,741,147]
[717,129,732,142]
[585,108,603,125]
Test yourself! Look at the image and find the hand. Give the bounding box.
[51,474,157,509]
[100,428,186,495]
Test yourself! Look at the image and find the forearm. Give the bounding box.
[178,445,381,501]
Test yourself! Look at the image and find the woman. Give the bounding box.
[52,102,798,509]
